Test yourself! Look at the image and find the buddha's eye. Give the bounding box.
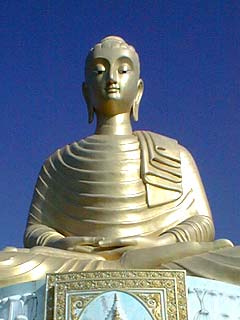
[118,64,131,74]
[94,64,105,75]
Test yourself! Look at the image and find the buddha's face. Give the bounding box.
[84,44,143,117]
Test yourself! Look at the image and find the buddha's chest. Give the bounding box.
[57,134,147,211]
[80,134,146,203]
[44,133,185,237]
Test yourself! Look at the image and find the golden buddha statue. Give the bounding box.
[0,36,239,288]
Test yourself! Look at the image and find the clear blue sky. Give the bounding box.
[1,1,239,248]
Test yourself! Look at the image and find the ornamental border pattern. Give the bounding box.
[45,270,187,320]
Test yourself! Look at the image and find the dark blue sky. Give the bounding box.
[1,1,239,248]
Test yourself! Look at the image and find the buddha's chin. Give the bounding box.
[95,100,131,117]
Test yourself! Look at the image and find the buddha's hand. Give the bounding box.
[99,236,170,248]
[98,233,176,249]
[50,236,105,252]
[98,236,155,248]
[94,234,176,260]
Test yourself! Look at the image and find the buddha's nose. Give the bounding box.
[107,78,117,85]
[107,67,117,84]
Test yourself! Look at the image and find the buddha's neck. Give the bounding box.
[95,113,133,135]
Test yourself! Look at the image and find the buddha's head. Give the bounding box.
[83,36,144,123]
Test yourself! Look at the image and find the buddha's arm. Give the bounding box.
[24,160,102,251]
[24,222,65,248]
[25,219,104,251]
[24,212,104,251]
[24,159,66,248]
[159,145,215,243]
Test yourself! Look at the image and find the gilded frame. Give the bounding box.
[45,270,187,320]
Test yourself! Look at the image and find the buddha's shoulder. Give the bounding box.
[41,132,194,166]
[134,130,177,146]
[42,135,94,166]
[134,130,194,161]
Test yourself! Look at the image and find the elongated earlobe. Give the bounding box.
[132,79,144,121]
[82,82,94,124]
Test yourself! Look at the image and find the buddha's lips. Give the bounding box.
[105,86,120,93]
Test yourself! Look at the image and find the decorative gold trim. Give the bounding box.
[45,270,187,320]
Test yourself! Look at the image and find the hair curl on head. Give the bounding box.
[95,36,136,51]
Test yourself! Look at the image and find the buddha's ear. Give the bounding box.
[82,82,94,124]
[132,79,144,122]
